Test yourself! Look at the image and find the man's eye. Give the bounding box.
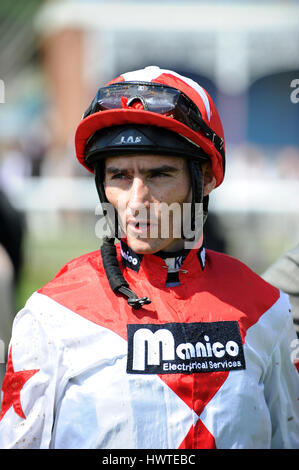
[111,173,126,180]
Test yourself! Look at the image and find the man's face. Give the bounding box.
[104,153,214,254]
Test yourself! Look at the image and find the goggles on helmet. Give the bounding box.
[83,82,225,160]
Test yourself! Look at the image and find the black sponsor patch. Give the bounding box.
[120,241,143,272]
[127,321,246,374]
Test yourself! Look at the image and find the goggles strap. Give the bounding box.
[188,108,225,160]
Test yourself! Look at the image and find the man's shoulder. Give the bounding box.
[206,248,271,279]
[205,248,281,302]
[205,249,293,341]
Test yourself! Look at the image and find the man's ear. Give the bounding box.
[202,162,216,196]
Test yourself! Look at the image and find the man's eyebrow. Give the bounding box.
[146,165,179,174]
[105,167,124,175]
[105,165,179,174]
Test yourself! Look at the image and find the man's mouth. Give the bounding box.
[127,220,156,236]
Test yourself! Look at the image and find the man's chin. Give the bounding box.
[124,235,185,255]
[125,237,162,255]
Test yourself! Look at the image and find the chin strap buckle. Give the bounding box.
[127,296,151,309]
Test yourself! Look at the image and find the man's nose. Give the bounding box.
[127,177,150,213]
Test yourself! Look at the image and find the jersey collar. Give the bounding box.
[118,239,205,288]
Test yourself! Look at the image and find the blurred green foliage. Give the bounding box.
[0,0,44,18]
[15,224,101,312]
[0,0,46,80]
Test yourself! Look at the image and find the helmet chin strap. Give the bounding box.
[100,236,151,309]
[188,159,208,228]
[93,159,208,309]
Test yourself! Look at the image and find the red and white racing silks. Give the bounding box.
[0,243,298,449]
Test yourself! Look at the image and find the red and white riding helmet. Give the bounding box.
[75,66,225,187]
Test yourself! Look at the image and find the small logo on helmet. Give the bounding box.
[120,135,142,144]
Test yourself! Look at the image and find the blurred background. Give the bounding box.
[0,0,299,371]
